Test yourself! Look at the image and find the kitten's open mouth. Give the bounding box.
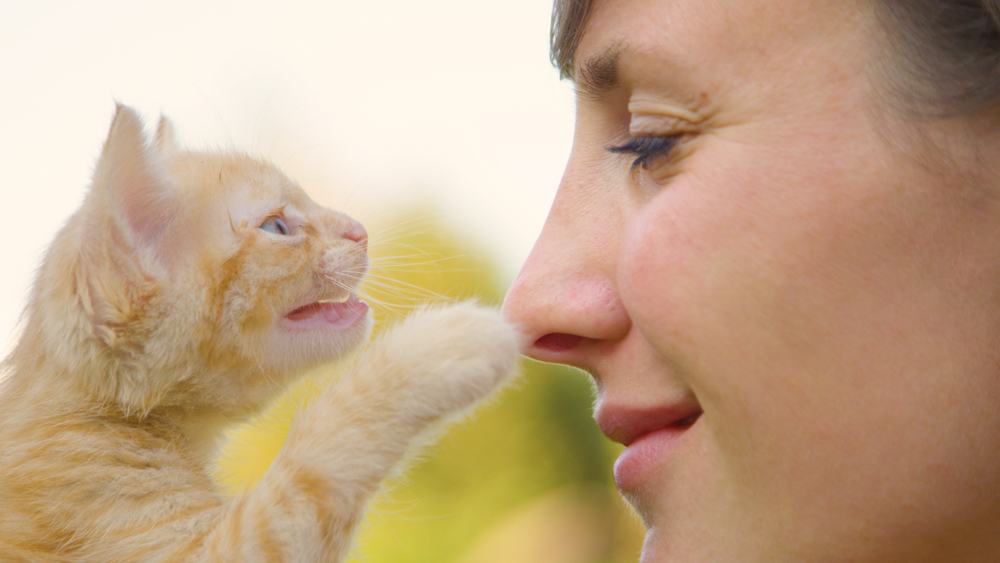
[281,295,368,331]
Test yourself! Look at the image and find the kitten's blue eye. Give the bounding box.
[260,216,289,236]
[607,136,680,171]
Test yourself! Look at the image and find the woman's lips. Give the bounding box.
[612,416,699,491]
[595,403,702,492]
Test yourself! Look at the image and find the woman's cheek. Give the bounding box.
[618,190,706,364]
[617,167,782,381]
[618,167,818,448]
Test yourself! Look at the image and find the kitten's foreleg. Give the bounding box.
[191,302,519,562]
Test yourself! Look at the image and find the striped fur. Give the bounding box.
[0,106,519,562]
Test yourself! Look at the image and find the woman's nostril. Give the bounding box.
[534,333,583,352]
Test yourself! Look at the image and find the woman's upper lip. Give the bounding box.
[595,401,703,446]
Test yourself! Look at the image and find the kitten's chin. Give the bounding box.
[259,304,372,374]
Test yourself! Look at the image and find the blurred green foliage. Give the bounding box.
[217,207,644,562]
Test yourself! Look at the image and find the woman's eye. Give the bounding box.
[607,135,680,171]
[260,216,290,236]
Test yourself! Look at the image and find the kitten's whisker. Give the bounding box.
[369,265,476,275]
[354,276,456,306]
[323,276,357,292]
[367,216,434,238]
[352,288,417,313]
[358,273,454,293]
[358,284,436,301]
[323,277,424,309]
[359,281,456,304]
[365,231,435,251]
[368,251,462,261]
[367,241,446,258]
[360,288,443,304]
[359,279,448,294]
[362,298,416,313]
[369,241,441,256]
[368,255,468,267]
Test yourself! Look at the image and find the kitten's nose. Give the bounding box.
[342,221,367,246]
[326,213,368,248]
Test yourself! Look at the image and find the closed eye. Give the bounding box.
[260,216,290,236]
[607,136,680,171]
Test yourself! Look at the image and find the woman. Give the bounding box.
[503,1,1000,561]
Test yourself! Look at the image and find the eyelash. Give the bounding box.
[607,136,680,171]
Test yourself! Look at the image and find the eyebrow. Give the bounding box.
[575,43,624,99]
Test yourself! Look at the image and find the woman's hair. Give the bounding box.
[550,0,1000,117]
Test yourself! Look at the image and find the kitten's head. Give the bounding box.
[22,105,370,415]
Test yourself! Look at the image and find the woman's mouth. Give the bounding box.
[281,295,368,331]
[595,402,703,492]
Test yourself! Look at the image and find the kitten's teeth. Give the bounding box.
[318,294,351,304]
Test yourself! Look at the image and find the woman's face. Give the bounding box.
[504,0,1000,560]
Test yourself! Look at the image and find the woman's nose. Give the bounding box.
[502,189,631,367]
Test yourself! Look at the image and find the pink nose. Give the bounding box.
[342,221,367,245]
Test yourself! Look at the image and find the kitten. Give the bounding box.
[0,105,519,561]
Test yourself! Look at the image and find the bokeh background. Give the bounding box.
[1,1,645,561]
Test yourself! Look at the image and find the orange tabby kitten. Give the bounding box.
[0,105,519,561]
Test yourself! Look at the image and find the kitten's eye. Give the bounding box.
[607,135,680,171]
[260,216,290,236]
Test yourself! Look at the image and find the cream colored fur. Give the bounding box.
[0,105,519,561]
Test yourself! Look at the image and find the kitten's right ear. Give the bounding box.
[154,115,179,157]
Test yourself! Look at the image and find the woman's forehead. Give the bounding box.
[574,1,865,68]
[570,0,870,102]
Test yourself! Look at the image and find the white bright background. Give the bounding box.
[0,0,575,357]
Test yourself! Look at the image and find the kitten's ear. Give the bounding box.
[154,115,179,157]
[72,106,181,413]
[90,103,177,254]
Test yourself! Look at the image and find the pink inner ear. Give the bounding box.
[96,105,178,252]
[114,158,175,247]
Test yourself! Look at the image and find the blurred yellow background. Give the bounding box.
[1,1,645,560]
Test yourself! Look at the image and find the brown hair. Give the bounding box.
[550,0,1000,117]
[875,0,1000,116]
[550,0,594,80]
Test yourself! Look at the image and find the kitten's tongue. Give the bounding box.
[284,297,368,330]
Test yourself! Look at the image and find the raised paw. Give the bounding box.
[369,301,521,415]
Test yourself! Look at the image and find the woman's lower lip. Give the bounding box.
[613,425,691,492]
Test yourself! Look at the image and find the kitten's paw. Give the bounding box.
[377,301,520,413]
